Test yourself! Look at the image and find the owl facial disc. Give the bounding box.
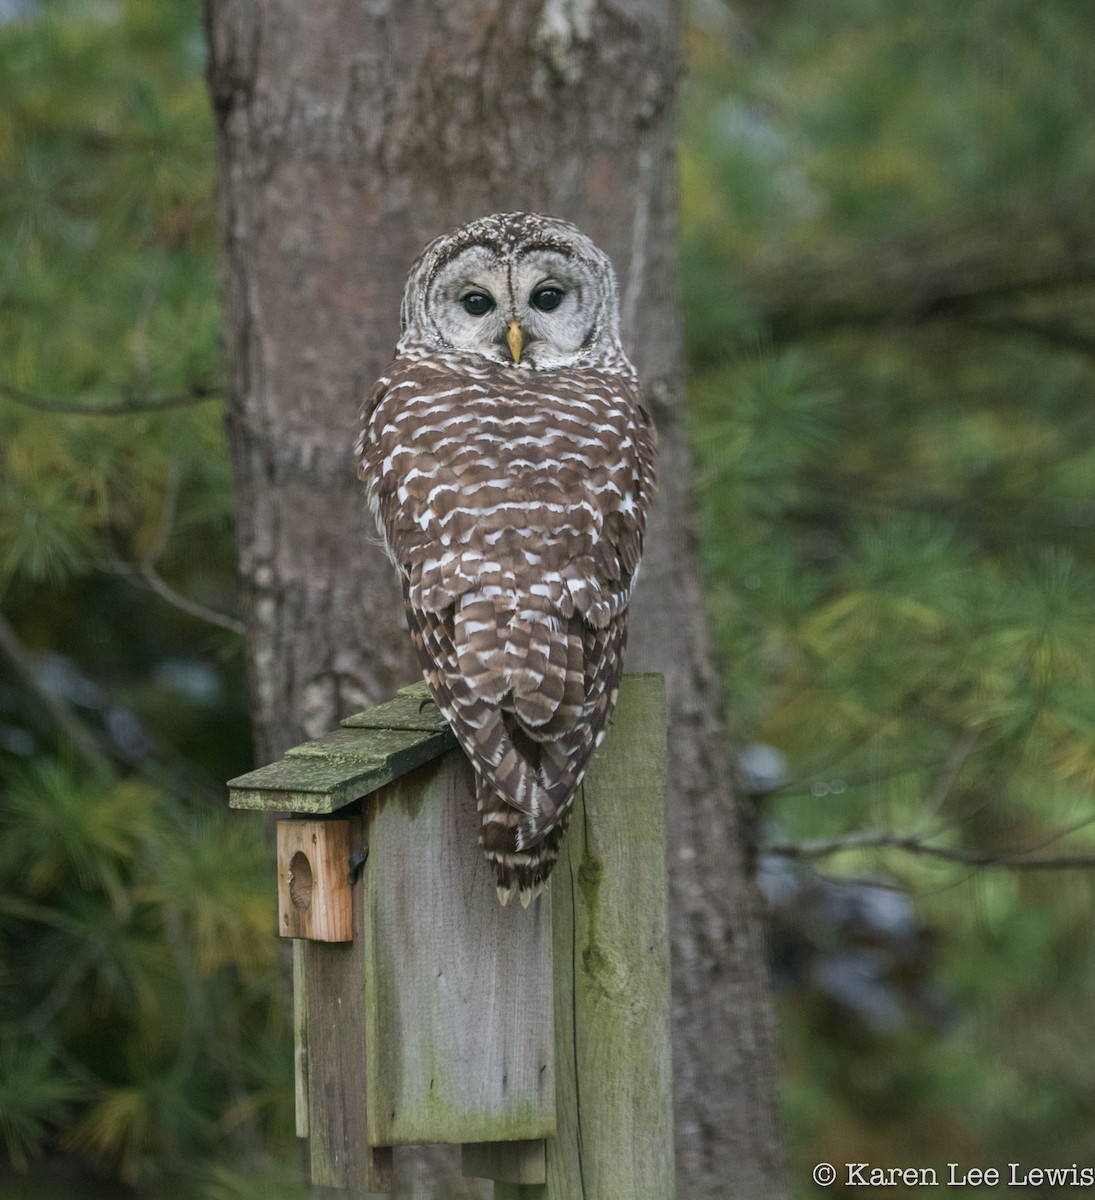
[398,212,622,371]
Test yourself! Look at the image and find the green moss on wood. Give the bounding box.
[286,726,454,765]
[381,1072,551,1146]
[576,852,604,901]
[226,727,455,812]
[227,682,459,813]
[341,682,448,732]
[545,674,674,1198]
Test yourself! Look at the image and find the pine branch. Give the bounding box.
[0,609,227,805]
[962,314,1095,360]
[765,826,1095,871]
[770,729,982,806]
[0,379,221,416]
[742,203,1095,347]
[24,936,104,1034]
[765,730,1095,871]
[771,754,942,799]
[100,557,244,638]
[920,727,983,824]
[0,611,113,774]
[145,461,184,568]
[131,252,170,389]
[100,464,246,636]
[136,561,246,636]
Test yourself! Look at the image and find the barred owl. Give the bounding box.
[356,212,657,906]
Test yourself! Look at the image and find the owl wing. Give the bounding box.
[359,358,657,845]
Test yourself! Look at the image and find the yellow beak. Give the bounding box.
[506,320,524,364]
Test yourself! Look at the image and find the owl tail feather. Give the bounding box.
[476,774,574,907]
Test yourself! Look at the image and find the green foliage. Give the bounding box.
[685,0,1095,1187]
[0,1039,83,1171]
[0,755,296,1194]
[0,2,289,1196]
[202,1165,308,1200]
[0,0,226,619]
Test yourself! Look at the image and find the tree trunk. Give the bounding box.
[204,2,786,1195]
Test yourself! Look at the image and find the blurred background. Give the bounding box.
[1,0,1094,1196]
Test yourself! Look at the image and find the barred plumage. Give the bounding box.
[357,213,657,905]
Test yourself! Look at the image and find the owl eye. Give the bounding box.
[461,291,495,317]
[531,287,564,312]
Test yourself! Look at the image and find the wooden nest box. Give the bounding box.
[227,674,672,1198]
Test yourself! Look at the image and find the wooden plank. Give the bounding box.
[286,725,454,762]
[462,1138,546,1184]
[277,820,353,942]
[298,805,393,1192]
[544,673,675,1199]
[341,681,450,732]
[292,940,309,1138]
[226,726,454,813]
[363,753,556,1147]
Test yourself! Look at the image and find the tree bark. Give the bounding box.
[205,2,786,1195]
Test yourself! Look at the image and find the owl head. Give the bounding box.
[397,212,624,371]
